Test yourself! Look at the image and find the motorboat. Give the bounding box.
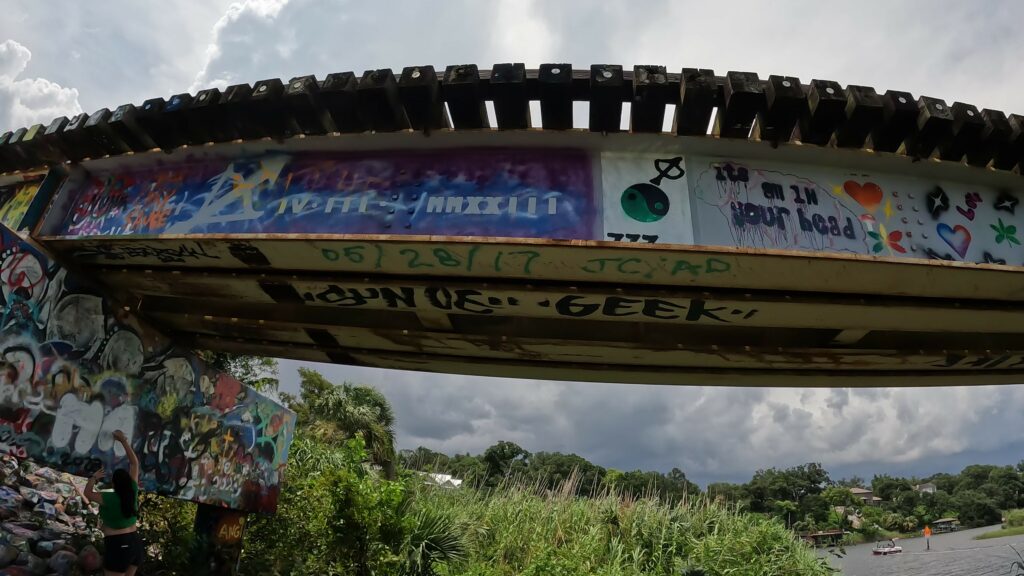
[872,539,903,556]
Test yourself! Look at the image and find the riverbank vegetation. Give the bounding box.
[143,356,1024,573]
[142,359,831,575]
[975,509,1024,540]
[405,438,1020,545]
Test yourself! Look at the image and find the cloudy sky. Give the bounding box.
[4,0,1024,486]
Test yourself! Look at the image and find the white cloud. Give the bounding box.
[0,1,234,112]
[0,40,30,83]
[277,360,1024,485]
[491,0,555,66]
[0,40,81,130]
[191,0,293,91]
[188,0,565,94]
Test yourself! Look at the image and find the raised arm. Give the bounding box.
[113,430,139,482]
[83,467,104,504]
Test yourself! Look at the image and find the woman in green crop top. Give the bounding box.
[83,430,142,576]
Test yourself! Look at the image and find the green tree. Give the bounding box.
[603,468,624,490]
[822,486,858,509]
[954,489,1001,527]
[747,463,829,513]
[610,469,699,503]
[136,493,197,574]
[241,434,410,575]
[860,505,886,529]
[799,493,831,526]
[200,352,279,393]
[707,482,748,506]
[400,447,451,472]
[285,368,398,479]
[772,500,799,528]
[448,453,486,485]
[956,464,999,493]
[525,452,605,495]
[921,490,957,522]
[987,466,1023,509]
[887,487,921,517]
[482,441,530,486]
[927,473,958,494]
[835,476,865,489]
[871,474,914,502]
[665,467,701,501]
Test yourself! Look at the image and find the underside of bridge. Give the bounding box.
[3,65,1024,387]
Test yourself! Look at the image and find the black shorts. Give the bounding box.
[104,531,143,572]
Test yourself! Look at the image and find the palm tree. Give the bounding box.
[401,508,466,576]
[289,368,398,479]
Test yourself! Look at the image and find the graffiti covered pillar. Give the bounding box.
[191,504,246,576]
[0,217,295,563]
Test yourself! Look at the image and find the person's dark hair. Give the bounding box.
[112,468,136,519]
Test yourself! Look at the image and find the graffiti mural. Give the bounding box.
[293,281,758,324]
[48,149,596,240]
[692,160,867,253]
[43,149,1024,266]
[0,224,295,513]
[691,157,1024,265]
[0,181,43,231]
[601,153,692,245]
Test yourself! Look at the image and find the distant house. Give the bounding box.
[915,482,937,494]
[424,473,463,489]
[850,487,882,506]
[932,517,960,533]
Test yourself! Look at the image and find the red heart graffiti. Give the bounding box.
[843,181,884,212]
[956,206,976,221]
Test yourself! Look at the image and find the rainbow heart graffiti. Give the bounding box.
[937,223,972,259]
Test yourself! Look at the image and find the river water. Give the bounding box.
[820,525,1024,575]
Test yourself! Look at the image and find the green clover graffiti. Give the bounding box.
[866,231,884,253]
[991,218,1021,245]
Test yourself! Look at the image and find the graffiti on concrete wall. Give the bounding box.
[0,181,42,231]
[46,149,1024,266]
[601,154,692,245]
[64,238,737,285]
[691,157,1024,265]
[49,150,597,240]
[692,160,867,253]
[293,282,758,324]
[0,224,294,512]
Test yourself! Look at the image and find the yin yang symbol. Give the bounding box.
[620,183,669,223]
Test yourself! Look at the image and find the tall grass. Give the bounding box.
[412,472,835,576]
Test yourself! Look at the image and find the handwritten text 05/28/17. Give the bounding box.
[320,244,732,281]
[320,245,542,276]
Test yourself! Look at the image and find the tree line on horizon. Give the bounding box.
[400,442,1022,535]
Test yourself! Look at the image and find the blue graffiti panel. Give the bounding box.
[51,149,597,240]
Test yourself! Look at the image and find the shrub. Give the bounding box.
[136,492,197,575]
[1006,509,1024,528]
[239,433,407,576]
